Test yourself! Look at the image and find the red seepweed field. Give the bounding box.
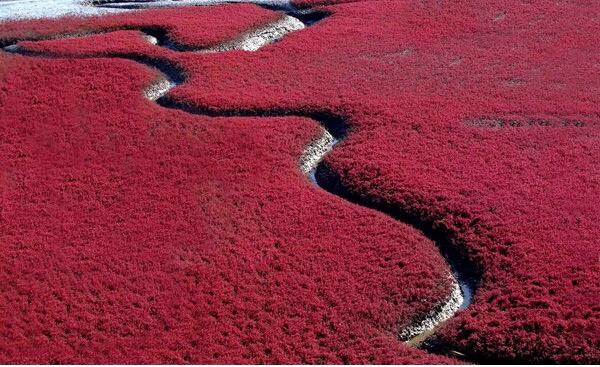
[0,0,598,364]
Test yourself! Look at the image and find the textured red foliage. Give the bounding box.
[1,0,599,364]
[16,30,161,56]
[0,3,454,364]
[0,3,279,48]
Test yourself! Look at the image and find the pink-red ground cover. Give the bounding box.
[0,3,279,48]
[1,0,599,363]
[0,3,455,364]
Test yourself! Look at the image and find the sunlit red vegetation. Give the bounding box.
[0,3,279,48]
[16,30,163,56]
[0,3,456,364]
[1,0,599,364]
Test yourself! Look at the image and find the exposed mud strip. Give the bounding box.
[0,0,294,21]
[91,0,294,10]
[0,0,127,21]
[203,15,305,52]
[2,4,479,359]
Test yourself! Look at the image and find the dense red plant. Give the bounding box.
[0,3,279,48]
[1,0,599,364]
[0,3,455,364]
